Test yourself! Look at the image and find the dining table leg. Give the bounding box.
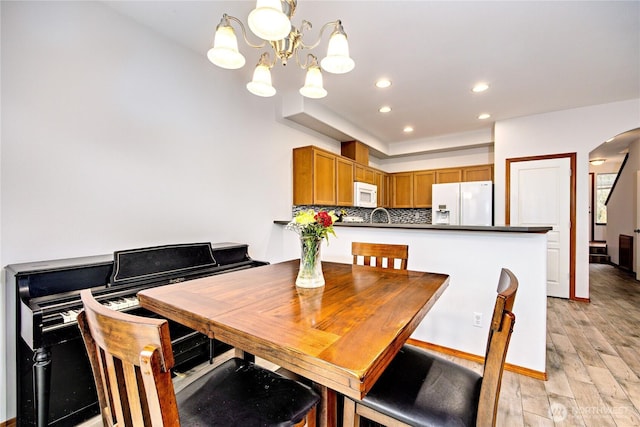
[317,385,338,427]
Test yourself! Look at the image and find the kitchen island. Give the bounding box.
[274,220,551,378]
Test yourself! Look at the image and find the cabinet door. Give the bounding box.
[436,168,462,183]
[313,150,336,205]
[384,174,391,207]
[355,165,376,184]
[336,157,354,206]
[392,173,413,208]
[364,168,376,184]
[293,147,313,205]
[414,171,435,208]
[375,172,389,208]
[354,164,366,183]
[463,165,493,182]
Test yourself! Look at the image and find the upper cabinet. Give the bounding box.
[413,171,435,208]
[293,145,492,208]
[293,146,353,206]
[462,164,493,182]
[336,157,355,206]
[391,173,414,208]
[436,165,494,184]
[354,164,376,184]
[293,145,389,207]
[376,171,390,208]
[435,168,462,184]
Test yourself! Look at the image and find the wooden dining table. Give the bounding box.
[138,260,449,427]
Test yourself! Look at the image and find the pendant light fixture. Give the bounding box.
[207,0,354,99]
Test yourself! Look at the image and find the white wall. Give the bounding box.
[375,145,494,173]
[606,138,640,267]
[0,1,331,421]
[494,100,640,299]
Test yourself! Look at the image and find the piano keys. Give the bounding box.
[7,242,268,426]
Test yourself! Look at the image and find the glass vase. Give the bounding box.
[296,235,325,288]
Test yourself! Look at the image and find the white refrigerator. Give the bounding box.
[432,181,493,225]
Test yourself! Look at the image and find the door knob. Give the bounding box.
[634,229,640,233]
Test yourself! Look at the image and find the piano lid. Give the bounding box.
[8,254,114,299]
[110,242,219,287]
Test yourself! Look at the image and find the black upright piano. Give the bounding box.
[7,242,268,426]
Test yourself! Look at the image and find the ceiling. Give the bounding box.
[104,1,639,160]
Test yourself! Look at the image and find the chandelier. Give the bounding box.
[206,0,355,99]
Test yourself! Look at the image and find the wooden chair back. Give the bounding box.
[78,289,179,426]
[352,242,409,270]
[476,268,518,426]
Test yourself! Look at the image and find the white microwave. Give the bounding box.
[354,182,377,207]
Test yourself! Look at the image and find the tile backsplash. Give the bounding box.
[292,206,432,224]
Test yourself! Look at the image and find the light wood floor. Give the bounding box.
[81,263,640,427]
[439,263,640,427]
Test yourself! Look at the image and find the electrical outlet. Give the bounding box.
[473,312,482,327]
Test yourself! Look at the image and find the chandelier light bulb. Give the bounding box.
[247,63,276,97]
[208,23,246,69]
[248,0,291,41]
[299,66,327,99]
[321,28,354,74]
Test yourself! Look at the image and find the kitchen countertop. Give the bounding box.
[274,220,552,233]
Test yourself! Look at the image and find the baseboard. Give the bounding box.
[1,418,17,427]
[406,338,548,381]
[571,296,590,303]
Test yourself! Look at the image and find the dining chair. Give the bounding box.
[77,289,320,427]
[343,268,518,427]
[351,242,409,270]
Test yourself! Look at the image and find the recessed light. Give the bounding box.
[589,159,605,166]
[403,126,414,133]
[376,79,392,88]
[379,106,392,113]
[606,137,615,142]
[472,83,489,93]
[478,113,491,120]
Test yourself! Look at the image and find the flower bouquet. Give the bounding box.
[287,209,338,288]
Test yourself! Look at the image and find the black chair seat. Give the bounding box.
[177,357,320,427]
[359,345,482,427]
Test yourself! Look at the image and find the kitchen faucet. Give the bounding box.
[370,207,391,224]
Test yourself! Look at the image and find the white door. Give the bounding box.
[510,158,571,298]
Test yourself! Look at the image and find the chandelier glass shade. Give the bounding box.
[207,0,354,98]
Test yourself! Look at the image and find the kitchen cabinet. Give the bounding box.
[391,173,414,208]
[435,168,462,183]
[355,164,376,184]
[293,146,355,206]
[413,170,435,208]
[462,164,493,182]
[341,140,369,166]
[293,145,492,208]
[293,146,342,206]
[375,171,391,208]
[336,157,355,206]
